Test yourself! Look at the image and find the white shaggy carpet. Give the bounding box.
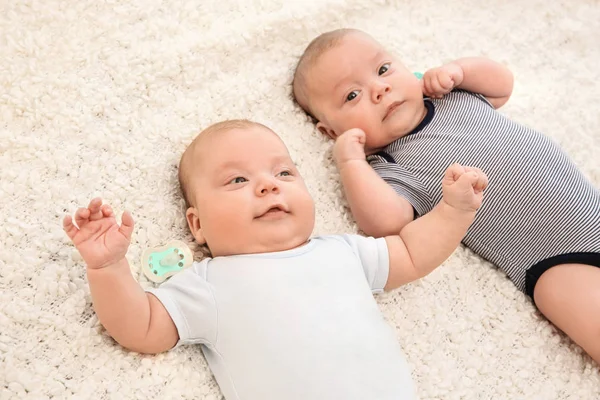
[1,0,599,398]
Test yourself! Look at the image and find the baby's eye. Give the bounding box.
[378,63,391,75]
[278,170,292,177]
[229,176,247,184]
[345,91,359,102]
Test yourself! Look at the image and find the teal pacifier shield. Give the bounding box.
[148,247,186,276]
[141,240,194,283]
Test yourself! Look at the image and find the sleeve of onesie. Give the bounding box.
[454,89,494,108]
[335,234,390,294]
[146,259,217,347]
[368,160,433,217]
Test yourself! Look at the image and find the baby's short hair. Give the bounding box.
[178,119,272,208]
[292,28,361,120]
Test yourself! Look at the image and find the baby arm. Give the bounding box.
[422,57,514,109]
[63,198,178,354]
[333,129,415,237]
[384,164,488,290]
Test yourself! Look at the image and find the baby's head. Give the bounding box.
[179,120,315,257]
[293,29,425,154]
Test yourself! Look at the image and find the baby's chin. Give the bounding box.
[365,136,399,154]
[267,239,310,254]
[215,235,312,257]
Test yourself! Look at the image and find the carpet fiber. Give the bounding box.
[1,0,599,398]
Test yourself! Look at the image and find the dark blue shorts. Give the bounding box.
[525,252,600,303]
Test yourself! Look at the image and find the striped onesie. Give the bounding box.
[368,90,600,296]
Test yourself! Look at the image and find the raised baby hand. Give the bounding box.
[333,128,367,166]
[63,198,134,269]
[422,62,464,99]
[441,163,488,212]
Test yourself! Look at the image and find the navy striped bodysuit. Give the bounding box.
[368,90,600,295]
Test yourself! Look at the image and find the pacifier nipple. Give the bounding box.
[159,249,184,267]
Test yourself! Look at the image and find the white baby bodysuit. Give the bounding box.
[147,234,415,400]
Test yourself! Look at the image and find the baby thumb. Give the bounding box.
[119,211,135,240]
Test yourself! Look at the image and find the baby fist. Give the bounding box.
[333,128,367,166]
[422,63,464,99]
[441,164,488,212]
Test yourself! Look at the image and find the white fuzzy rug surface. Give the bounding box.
[1,0,599,398]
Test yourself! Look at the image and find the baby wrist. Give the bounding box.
[86,257,129,271]
[439,199,477,219]
[336,157,367,172]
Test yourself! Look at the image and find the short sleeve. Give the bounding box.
[368,159,433,217]
[454,89,494,108]
[146,260,217,347]
[335,234,390,293]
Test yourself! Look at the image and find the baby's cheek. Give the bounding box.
[344,114,367,133]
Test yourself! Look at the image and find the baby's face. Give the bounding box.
[186,126,315,257]
[307,33,426,154]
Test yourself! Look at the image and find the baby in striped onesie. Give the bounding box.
[292,28,600,363]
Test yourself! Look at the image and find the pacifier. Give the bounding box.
[413,72,423,79]
[141,240,194,283]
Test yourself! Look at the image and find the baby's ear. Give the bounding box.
[186,207,206,245]
[316,122,338,141]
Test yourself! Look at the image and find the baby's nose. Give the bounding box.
[257,179,280,195]
[372,82,391,102]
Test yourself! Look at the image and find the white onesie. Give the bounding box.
[147,234,415,400]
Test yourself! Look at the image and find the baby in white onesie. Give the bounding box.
[63,119,487,400]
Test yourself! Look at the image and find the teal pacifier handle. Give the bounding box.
[141,240,193,283]
[413,72,423,79]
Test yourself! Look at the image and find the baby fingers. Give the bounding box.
[436,72,454,91]
[74,207,91,227]
[423,77,441,98]
[444,163,467,183]
[455,171,480,192]
[118,210,135,241]
[463,167,488,192]
[424,72,452,98]
[473,172,489,193]
[63,215,79,240]
[87,197,104,221]
[101,204,115,218]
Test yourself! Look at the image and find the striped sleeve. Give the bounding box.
[455,89,494,108]
[369,157,434,217]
